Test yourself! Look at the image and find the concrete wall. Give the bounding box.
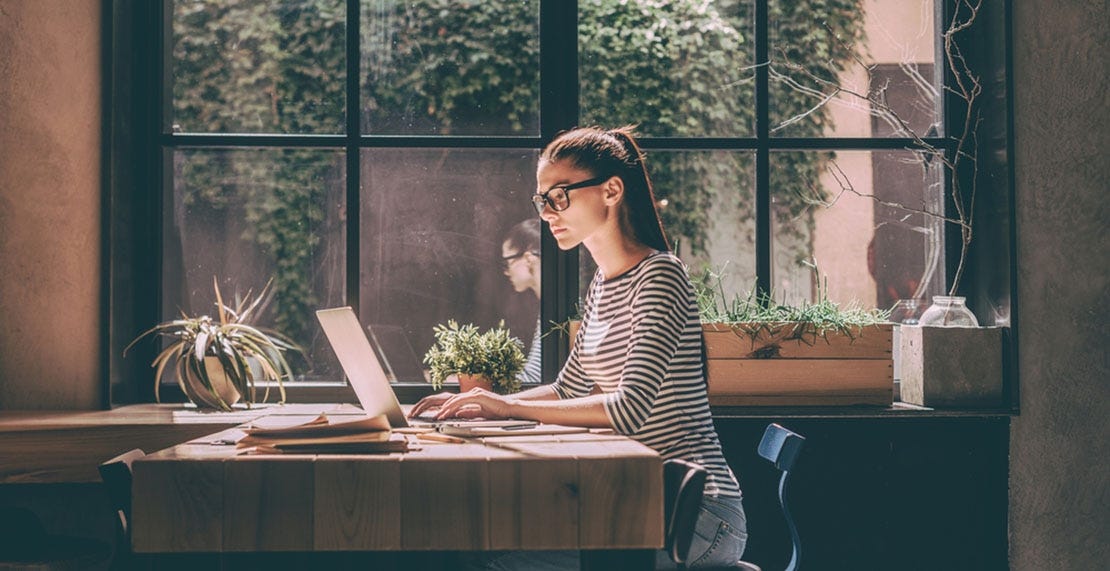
[1010,1,1110,569]
[0,0,102,409]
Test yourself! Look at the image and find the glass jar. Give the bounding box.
[918,296,979,327]
[889,299,929,325]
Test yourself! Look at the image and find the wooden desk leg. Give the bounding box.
[580,548,655,571]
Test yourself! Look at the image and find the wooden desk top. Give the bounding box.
[0,404,357,483]
[131,417,663,554]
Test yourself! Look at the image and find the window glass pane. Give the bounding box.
[171,0,346,134]
[361,0,539,136]
[579,0,754,137]
[771,150,945,309]
[578,151,756,307]
[163,148,347,383]
[361,149,540,384]
[769,0,940,138]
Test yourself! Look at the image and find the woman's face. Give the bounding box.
[535,159,613,251]
[501,240,537,292]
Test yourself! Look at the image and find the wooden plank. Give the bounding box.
[401,458,490,550]
[578,455,663,549]
[223,457,314,552]
[487,458,579,550]
[703,323,892,360]
[132,457,225,553]
[0,424,234,483]
[708,359,892,394]
[314,456,402,550]
[710,388,892,406]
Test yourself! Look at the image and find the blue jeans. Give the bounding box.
[671,494,749,569]
[469,495,748,570]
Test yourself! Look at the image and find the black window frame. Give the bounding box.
[105,0,1018,411]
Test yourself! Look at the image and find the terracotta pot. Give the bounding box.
[457,373,494,392]
[182,356,242,410]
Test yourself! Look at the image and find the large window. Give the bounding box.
[113,0,1009,401]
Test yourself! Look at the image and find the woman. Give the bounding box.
[501,219,542,385]
[411,126,747,569]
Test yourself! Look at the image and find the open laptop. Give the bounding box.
[316,307,413,428]
[316,307,538,431]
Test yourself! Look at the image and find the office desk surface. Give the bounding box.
[131,423,664,554]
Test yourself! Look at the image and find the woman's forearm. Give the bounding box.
[511,383,561,401]
[507,393,613,428]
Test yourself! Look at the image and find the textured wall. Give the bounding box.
[0,1,102,409]
[1011,1,1110,569]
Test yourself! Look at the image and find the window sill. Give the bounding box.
[710,401,1018,419]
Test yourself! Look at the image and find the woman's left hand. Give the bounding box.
[435,388,516,420]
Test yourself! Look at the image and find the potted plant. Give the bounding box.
[693,270,893,406]
[423,320,526,395]
[125,279,302,411]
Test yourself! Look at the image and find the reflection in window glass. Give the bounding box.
[163,148,347,382]
[578,151,756,306]
[771,150,945,309]
[579,0,753,137]
[769,0,939,138]
[361,150,540,383]
[171,0,346,134]
[361,0,539,135]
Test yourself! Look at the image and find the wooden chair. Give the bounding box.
[757,423,806,571]
[0,506,111,570]
[98,449,145,570]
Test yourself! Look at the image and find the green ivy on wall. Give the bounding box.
[172,0,864,347]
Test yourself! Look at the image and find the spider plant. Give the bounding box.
[125,278,302,410]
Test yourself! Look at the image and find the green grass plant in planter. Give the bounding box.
[692,266,894,406]
[125,279,303,411]
[423,320,526,395]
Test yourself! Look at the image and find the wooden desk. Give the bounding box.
[131,420,663,569]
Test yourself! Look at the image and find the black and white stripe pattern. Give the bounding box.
[552,251,741,499]
[519,318,543,384]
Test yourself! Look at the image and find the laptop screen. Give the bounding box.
[315,307,409,428]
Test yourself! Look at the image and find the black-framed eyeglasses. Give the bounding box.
[531,176,610,215]
[501,250,539,270]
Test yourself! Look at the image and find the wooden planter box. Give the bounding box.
[703,323,893,406]
[568,321,893,406]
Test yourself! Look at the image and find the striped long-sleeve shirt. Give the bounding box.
[518,318,543,385]
[552,251,741,499]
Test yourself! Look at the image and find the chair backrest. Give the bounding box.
[98,449,145,538]
[758,423,805,571]
[663,458,708,565]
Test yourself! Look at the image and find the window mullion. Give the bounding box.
[755,0,771,299]
[345,0,361,312]
[539,0,579,383]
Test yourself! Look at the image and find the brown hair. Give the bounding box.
[539,126,671,252]
[503,218,541,254]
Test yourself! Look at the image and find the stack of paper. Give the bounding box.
[237,413,408,454]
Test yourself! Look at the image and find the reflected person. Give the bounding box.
[501,219,542,385]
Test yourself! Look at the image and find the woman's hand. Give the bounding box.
[435,388,516,420]
[408,391,455,419]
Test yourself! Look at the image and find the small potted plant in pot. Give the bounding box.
[125,278,303,411]
[423,320,526,395]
